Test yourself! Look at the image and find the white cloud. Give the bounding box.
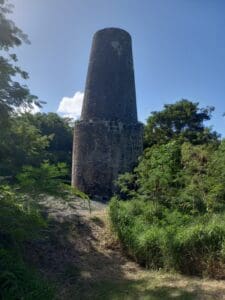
[29,104,41,114]
[16,103,41,115]
[57,91,84,120]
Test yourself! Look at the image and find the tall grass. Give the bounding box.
[109,197,225,278]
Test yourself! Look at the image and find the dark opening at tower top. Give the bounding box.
[81,27,137,123]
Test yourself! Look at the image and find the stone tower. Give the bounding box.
[72,28,143,199]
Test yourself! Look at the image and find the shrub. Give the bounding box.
[176,215,225,277]
[16,162,89,202]
[109,197,225,278]
[16,162,69,197]
[0,185,54,299]
[0,249,53,300]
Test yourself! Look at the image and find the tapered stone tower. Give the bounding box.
[72,28,143,199]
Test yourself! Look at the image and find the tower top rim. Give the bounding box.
[94,27,131,39]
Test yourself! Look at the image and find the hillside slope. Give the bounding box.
[27,197,225,300]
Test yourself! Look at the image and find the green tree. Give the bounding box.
[177,142,215,214]
[23,112,73,166]
[136,141,181,205]
[0,0,45,177]
[0,0,43,122]
[0,114,50,177]
[110,102,225,278]
[205,140,225,212]
[144,99,219,147]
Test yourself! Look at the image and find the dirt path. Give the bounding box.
[28,197,225,300]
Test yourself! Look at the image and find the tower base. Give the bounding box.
[72,120,143,200]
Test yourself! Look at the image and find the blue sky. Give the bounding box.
[10,0,225,136]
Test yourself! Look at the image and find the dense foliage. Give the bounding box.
[0,162,88,299]
[0,0,73,179]
[0,185,54,299]
[1,1,225,297]
[0,2,76,298]
[144,99,219,147]
[110,100,225,278]
[24,113,73,166]
[0,112,73,178]
[0,0,43,124]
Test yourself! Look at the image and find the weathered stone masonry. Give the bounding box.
[72,28,143,199]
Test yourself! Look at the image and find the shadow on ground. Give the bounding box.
[23,197,225,300]
[67,279,204,300]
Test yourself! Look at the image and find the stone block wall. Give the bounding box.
[71,28,143,199]
[72,120,143,199]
